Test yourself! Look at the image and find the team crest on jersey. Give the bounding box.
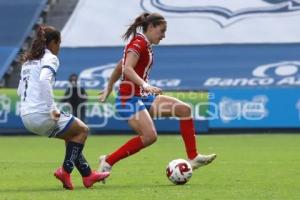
[140,0,300,27]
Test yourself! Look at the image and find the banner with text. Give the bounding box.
[0,89,208,134]
[56,45,300,90]
[208,88,300,128]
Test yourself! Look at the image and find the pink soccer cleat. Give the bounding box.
[82,171,110,188]
[54,167,74,190]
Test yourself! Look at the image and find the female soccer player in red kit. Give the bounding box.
[98,13,216,175]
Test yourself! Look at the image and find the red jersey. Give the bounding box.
[119,33,153,97]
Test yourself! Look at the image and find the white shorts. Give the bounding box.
[21,111,75,138]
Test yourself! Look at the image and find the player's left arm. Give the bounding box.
[40,56,60,120]
[40,68,57,110]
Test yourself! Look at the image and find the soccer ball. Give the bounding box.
[166,159,193,185]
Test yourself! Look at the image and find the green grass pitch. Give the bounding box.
[0,134,299,200]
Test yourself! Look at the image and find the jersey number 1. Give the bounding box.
[23,77,29,101]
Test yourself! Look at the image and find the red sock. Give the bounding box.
[180,119,198,160]
[106,136,144,166]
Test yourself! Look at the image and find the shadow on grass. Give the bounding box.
[94,183,198,190]
[0,183,199,193]
[0,187,88,193]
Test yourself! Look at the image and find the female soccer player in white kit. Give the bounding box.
[17,25,109,190]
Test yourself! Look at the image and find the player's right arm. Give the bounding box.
[123,52,162,95]
[99,60,122,102]
[17,80,22,96]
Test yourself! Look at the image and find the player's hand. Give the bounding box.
[143,84,162,95]
[99,87,112,102]
[51,109,60,122]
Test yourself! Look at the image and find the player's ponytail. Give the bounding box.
[123,12,166,41]
[123,12,150,40]
[22,25,60,62]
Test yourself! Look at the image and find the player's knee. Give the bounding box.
[79,124,89,140]
[83,124,90,134]
[177,103,192,117]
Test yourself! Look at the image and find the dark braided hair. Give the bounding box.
[23,25,60,62]
[123,12,166,40]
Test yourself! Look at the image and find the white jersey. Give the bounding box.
[18,49,59,116]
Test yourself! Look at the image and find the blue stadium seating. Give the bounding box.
[0,0,47,80]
